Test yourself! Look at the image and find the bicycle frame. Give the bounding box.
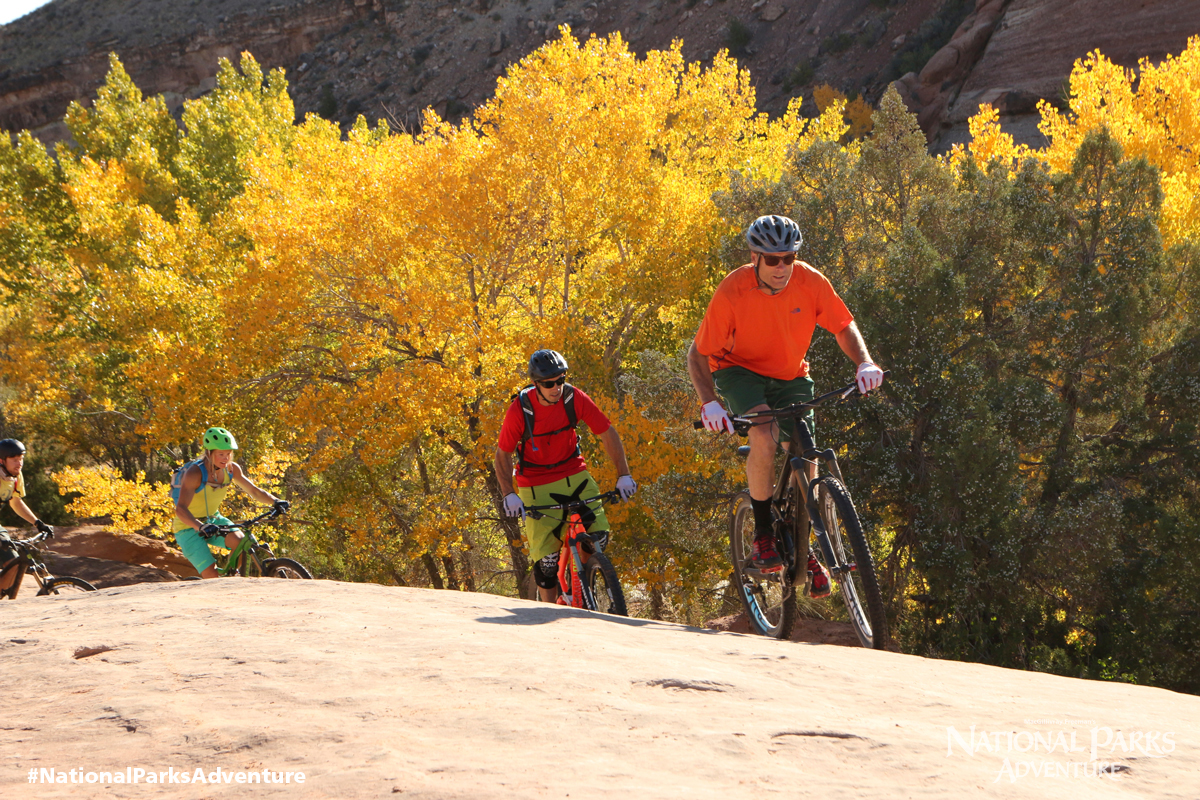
[204,508,282,577]
[734,382,860,582]
[555,518,593,608]
[1,532,93,599]
[527,490,620,609]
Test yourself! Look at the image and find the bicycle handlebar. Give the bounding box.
[201,506,287,538]
[692,371,890,435]
[525,490,621,520]
[8,530,53,548]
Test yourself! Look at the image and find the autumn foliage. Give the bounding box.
[2,33,1200,692]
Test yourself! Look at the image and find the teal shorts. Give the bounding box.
[713,366,815,442]
[174,514,236,573]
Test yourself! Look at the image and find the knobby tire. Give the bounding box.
[37,576,97,595]
[260,557,313,579]
[814,477,887,649]
[729,491,796,639]
[583,552,627,616]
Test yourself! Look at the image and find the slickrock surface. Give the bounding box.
[3,579,1197,798]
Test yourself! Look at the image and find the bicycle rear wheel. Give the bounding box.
[37,576,97,595]
[583,553,627,616]
[814,477,887,649]
[729,491,795,639]
[260,558,313,579]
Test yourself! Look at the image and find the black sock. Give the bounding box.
[750,498,773,537]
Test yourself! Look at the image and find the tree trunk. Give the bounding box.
[483,461,532,599]
[441,555,461,591]
[422,553,444,590]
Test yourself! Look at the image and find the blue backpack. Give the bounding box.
[169,459,208,505]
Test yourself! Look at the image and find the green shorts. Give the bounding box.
[518,470,611,563]
[174,514,236,573]
[713,365,815,442]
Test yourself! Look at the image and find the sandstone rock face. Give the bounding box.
[44,524,196,578]
[4,580,1199,797]
[5,0,1199,153]
[41,552,182,588]
[896,0,1200,151]
[0,0,367,143]
[1,0,944,141]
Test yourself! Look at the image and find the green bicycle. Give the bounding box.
[202,507,313,579]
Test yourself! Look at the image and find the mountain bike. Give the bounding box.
[696,379,888,648]
[526,490,627,616]
[202,507,313,579]
[0,530,98,598]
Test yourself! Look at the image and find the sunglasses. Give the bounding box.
[537,376,567,388]
[759,253,797,267]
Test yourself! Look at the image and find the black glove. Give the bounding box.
[34,519,53,537]
[199,523,220,538]
[273,499,291,514]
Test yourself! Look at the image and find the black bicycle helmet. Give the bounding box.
[528,349,569,380]
[746,215,802,253]
[0,439,26,459]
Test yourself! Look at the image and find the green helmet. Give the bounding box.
[202,427,239,451]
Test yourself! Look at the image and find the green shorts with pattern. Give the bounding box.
[518,469,611,563]
[713,365,815,442]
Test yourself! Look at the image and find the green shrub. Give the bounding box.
[821,32,855,54]
[782,59,815,92]
[317,84,337,120]
[725,18,753,56]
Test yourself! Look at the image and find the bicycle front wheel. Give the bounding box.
[814,477,887,649]
[37,576,97,595]
[583,552,627,616]
[260,557,313,579]
[730,491,795,639]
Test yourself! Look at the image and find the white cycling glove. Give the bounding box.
[503,492,525,521]
[856,362,885,394]
[701,400,732,433]
[616,474,637,501]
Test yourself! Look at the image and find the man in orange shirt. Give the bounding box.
[687,215,884,592]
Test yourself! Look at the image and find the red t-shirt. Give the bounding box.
[497,386,612,487]
[694,262,854,380]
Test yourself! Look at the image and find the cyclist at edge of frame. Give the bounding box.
[686,214,885,596]
[0,438,56,594]
[494,350,637,603]
[172,427,290,579]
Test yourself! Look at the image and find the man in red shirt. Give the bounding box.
[495,349,637,602]
[687,215,885,592]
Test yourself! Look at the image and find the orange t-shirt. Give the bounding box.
[694,262,854,380]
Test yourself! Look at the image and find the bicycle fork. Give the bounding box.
[790,454,845,580]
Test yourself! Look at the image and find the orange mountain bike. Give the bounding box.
[526,490,627,616]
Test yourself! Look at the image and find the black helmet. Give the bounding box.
[528,349,568,381]
[0,439,26,459]
[746,214,802,253]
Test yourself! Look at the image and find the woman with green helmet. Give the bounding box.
[172,427,290,578]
